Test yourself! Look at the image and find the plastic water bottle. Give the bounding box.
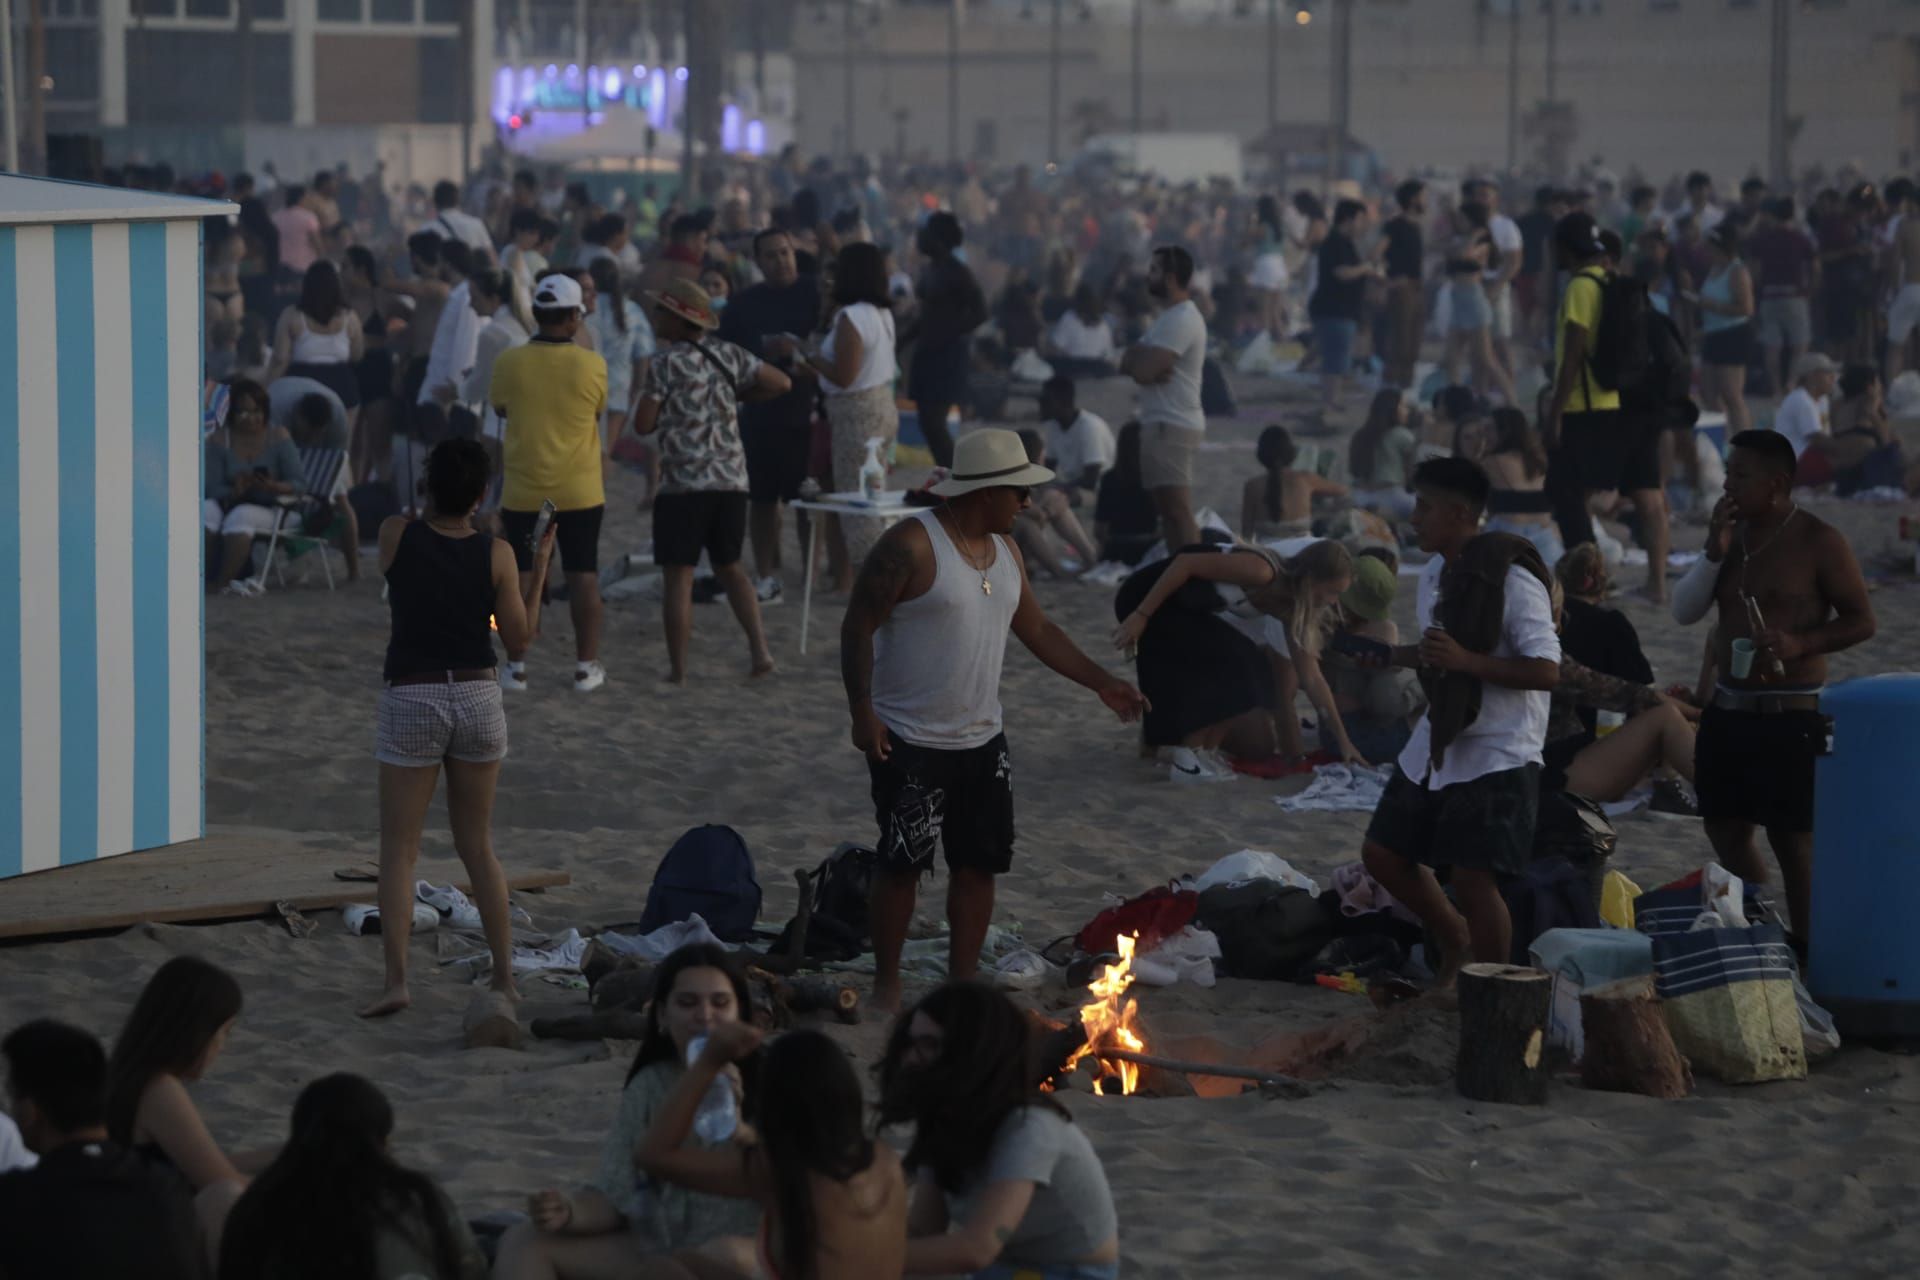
[685,1037,737,1142]
[858,437,887,503]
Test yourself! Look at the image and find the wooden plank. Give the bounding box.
[0,826,570,940]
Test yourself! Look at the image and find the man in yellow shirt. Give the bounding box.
[1542,211,1669,603]
[490,274,610,693]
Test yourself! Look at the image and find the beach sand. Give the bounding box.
[3,371,1918,1278]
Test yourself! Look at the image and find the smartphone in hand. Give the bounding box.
[1329,631,1393,666]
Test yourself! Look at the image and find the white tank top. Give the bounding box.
[289,312,352,365]
[871,509,1022,749]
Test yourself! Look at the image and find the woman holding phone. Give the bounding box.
[362,438,555,1020]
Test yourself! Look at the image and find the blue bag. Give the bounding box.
[638,825,762,943]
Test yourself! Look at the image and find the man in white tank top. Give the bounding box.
[841,429,1148,1012]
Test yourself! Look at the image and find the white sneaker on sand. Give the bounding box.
[573,661,607,694]
[756,576,784,605]
[1166,746,1234,784]
[499,667,527,693]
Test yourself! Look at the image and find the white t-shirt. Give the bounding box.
[0,1112,36,1171]
[1772,387,1829,458]
[1134,298,1208,433]
[424,207,495,260]
[1397,556,1560,790]
[1487,213,1523,284]
[418,280,480,406]
[821,302,898,396]
[1046,410,1116,486]
[1049,311,1117,363]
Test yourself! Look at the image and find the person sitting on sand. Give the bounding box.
[1092,422,1160,567]
[1240,424,1348,541]
[0,1020,203,1280]
[1480,408,1564,566]
[1012,430,1102,579]
[493,944,762,1279]
[1038,376,1116,504]
[106,955,258,1265]
[1357,457,1560,980]
[879,983,1119,1280]
[1347,389,1420,519]
[1319,550,1424,764]
[634,1024,909,1280]
[220,1073,487,1280]
[363,438,556,1020]
[1113,538,1369,777]
[633,277,790,683]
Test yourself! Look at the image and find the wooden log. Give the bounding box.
[529,1010,652,1042]
[1100,1047,1300,1091]
[786,866,814,967]
[1579,977,1692,1100]
[1031,1014,1088,1088]
[1455,963,1553,1105]
[772,976,861,1024]
[464,989,525,1051]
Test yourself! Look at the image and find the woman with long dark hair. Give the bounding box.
[902,211,988,468]
[1240,424,1348,541]
[203,377,304,594]
[634,1024,908,1280]
[1348,389,1419,517]
[493,944,762,1279]
[218,1073,485,1279]
[107,955,251,1263]
[880,983,1119,1280]
[268,259,365,413]
[1091,420,1159,567]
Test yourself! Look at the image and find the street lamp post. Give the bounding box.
[1767,0,1789,186]
[1505,0,1520,172]
[948,0,960,167]
[843,0,855,163]
[1266,0,1278,143]
[1326,0,1349,198]
[1130,0,1142,139]
[1048,0,1062,164]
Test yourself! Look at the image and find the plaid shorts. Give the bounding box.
[375,681,509,768]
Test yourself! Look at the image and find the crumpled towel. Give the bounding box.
[1331,860,1421,927]
[823,924,1025,978]
[1191,850,1320,897]
[1132,925,1221,988]
[1274,763,1395,813]
[593,914,737,961]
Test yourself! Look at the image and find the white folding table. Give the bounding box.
[789,495,914,654]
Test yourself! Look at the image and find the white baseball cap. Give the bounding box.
[532,274,585,313]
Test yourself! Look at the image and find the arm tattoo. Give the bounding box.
[1559,657,1659,715]
[841,533,916,704]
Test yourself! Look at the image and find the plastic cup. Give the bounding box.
[1730,638,1756,679]
[1596,710,1626,737]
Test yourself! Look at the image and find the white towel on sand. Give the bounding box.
[1275,764,1395,814]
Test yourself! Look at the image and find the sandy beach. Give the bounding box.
[4,371,1918,1278]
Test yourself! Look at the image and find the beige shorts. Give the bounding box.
[1139,422,1204,491]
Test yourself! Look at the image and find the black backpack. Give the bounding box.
[1621,306,1694,413]
[1586,271,1655,398]
[771,843,878,962]
[638,825,763,943]
[1196,882,1336,981]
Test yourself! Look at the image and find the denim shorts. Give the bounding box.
[1313,317,1359,376]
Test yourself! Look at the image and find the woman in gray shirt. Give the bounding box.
[879,983,1120,1279]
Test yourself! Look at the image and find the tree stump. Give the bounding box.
[1580,977,1692,1100]
[1455,963,1553,1105]
[464,989,525,1051]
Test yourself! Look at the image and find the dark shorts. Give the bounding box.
[867,732,1015,877]
[1364,763,1542,877]
[1700,323,1754,369]
[652,490,748,568]
[1694,703,1828,832]
[500,504,603,574]
[742,417,813,504]
[1558,409,1662,495]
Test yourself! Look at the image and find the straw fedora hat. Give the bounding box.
[930,428,1055,497]
[644,277,720,331]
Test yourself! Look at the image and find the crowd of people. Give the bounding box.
[16,139,1899,1276]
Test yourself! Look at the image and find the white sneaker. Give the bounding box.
[755,576,784,605]
[499,667,527,693]
[573,661,607,693]
[1197,748,1240,779]
[1166,746,1234,784]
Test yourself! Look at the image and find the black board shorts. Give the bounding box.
[867,732,1015,877]
[1695,703,1827,833]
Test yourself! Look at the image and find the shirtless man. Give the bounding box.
[1885,184,1920,384]
[1672,430,1876,939]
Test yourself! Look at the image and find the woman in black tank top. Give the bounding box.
[362,439,555,1021]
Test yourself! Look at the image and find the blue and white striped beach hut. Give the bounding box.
[0,175,234,879]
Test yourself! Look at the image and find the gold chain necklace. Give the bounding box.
[1737,503,1797,597]
[941,509,995,596]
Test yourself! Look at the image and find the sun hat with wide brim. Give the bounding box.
[929,427,1055,497]
[644,277,720,331]
[1340,554,1397,622]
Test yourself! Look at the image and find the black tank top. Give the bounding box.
[383,521,498,680]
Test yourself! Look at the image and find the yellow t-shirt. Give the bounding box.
[490,338,609,512]
[1555,266,1621,413]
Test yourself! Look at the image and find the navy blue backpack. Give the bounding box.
[638,825,762,942]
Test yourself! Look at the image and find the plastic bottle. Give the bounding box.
[858,437,887,503]
[685,1037,738,1142]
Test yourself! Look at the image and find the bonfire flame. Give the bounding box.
[1060,933,1147,1096]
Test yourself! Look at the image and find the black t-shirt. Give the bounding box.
[1309,231,1365,321]
[1560,597,1655,735]
[1382,216,1424,281]
[1095,471,1160,564]
[0,1140,205,1280]
[716,275,822,435]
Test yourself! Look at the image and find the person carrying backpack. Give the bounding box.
[1542,212,1672,604]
